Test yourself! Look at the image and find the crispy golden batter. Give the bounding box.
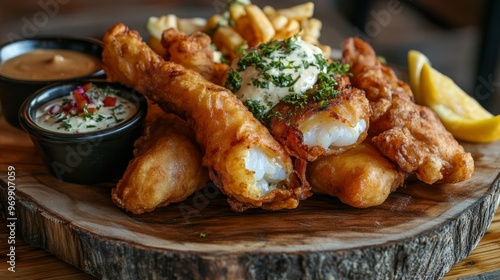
[161,28,228,85]
[343,37,474,184]
[307,141,406,208]
[102,23,310,211]
[306,142,406,208]
[112,104,209,214]
[269,75,371,162]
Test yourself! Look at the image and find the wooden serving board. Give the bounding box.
[1,117,499,279]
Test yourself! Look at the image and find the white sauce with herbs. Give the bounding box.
[232,37,325,114]
[35,84,137,134]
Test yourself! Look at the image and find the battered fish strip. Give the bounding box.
[102,23,310,211]
[306,142,406,208]
[343,38,474,184]
[269,75,371,162]
[112,103,209,214]
[161,28,229,86]
[224,36,370,162]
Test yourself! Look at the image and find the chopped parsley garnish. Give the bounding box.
[224,36,351,124]
[224,69,242,92]
[59,118,72,131]
[235,36,299,72]
[82,104,94,121]
[244,99,268,122]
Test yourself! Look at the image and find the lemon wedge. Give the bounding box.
[419,62,500,143]
[408,50,430,104]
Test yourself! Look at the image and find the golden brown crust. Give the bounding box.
[269,78,371,162]
[112,110,209,214]
[102,23,310,211]
[343,37,474,184]
[307,142,406,208]
[161,28,229,86]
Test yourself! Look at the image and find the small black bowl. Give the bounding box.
[0,36,104,128]
[19,80,147,185]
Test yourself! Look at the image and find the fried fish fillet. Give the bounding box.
[343,37,474,184]
[112,103,209,214]
[307,142,406,208]
[269,75,371,162]
[161,28,228,86]
[102,23,310,211]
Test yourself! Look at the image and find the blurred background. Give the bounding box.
[1,0,498,113]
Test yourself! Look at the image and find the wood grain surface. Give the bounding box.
[0,116,499,279]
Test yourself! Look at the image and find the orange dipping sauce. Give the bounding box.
[0,49,101,81]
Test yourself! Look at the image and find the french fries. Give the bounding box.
[146,15,207,56]
[146,1,331,60]
[245,4,275,45]
[212,26,246,61]
[263,2,314,21]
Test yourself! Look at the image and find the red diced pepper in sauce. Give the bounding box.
[82,82,93,92]
[103,96,117,107]
[73,91,88,114]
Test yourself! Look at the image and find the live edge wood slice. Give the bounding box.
[0,119,499,280]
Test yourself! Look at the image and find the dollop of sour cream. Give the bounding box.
[225,36,326,116]
[35,83,137,134]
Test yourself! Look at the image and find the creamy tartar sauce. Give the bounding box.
[229,36,325,115]
[35,83,137,134]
